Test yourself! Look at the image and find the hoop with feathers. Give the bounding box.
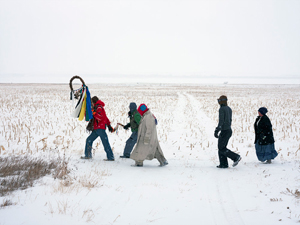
[69,76,93,124]
[69,75,86,99]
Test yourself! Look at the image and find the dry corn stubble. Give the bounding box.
[0,155,70,197]
[0,84,299,199]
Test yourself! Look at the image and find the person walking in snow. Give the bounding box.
[254,107,278,164]
[120,102,141,158]
[130,104,168,167]
[81,96,115,161]
[214,95,241,168]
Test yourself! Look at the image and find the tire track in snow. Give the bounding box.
[185,93,217,160]
[205,173,245,225]
[185,93,215,142]
[169,92,189,133]
[169,92,213,145]
[167,92,208,161]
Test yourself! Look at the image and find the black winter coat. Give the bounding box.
[217,105,232,131]
[254,115,275,145]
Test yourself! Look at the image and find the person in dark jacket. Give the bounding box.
[254,107,278,163]
[81,96,115,161]
[120,102,141,158]
[214,95,241,168]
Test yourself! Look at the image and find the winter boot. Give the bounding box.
[217,165,228,168]
[134,161,143,167]
[232,156,242,167]
[103,159,115,161]
[159,160,169,167]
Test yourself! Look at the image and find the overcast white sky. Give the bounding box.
[0,0,299,83]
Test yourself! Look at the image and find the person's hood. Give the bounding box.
[129,102,137,113]
[95,99,105,107]
[137,103,148,116]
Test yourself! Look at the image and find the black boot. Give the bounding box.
[217,165,228,168]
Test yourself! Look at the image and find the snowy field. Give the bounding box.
[0,83,300,225]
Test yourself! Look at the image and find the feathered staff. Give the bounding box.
[69,75,93,121]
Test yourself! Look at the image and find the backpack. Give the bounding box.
[86,104,101,133]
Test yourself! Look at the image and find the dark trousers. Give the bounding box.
[85,129,114,160]
[123,131,138,157]
[218,129,239,166]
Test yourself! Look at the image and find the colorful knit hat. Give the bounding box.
[137,104,148,116]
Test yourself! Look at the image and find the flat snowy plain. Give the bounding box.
[0,83,299,225]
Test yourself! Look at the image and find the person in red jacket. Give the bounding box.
[81,96,115,160]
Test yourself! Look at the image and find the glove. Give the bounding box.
[108,125,114,133]
[124,123,130,130]
[128,111,131,117]
[214,127,220,138]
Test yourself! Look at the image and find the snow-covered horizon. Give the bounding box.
[1,74,299,85]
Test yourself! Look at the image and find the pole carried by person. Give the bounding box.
[82,96,115,160]
[69,76,114,161]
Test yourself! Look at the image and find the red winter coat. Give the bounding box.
[93,100,111,130]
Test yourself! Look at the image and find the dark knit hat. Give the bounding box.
[137,104,148,116]
[258,107,268,115]
[218,95,228,105]
[129,102,137,113]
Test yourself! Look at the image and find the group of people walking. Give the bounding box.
[81,95,278,168]
[81,96,168,167]
[214,95,277,168]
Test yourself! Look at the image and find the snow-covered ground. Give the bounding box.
[0,83,299,225]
